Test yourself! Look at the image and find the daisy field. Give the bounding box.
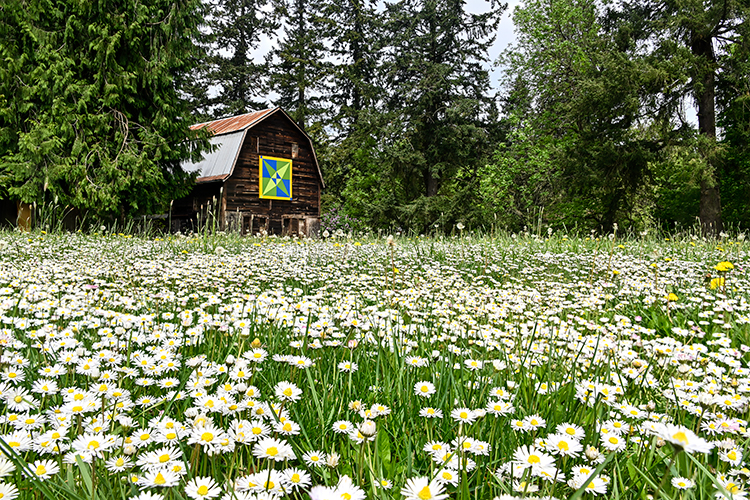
[0,228,747,500]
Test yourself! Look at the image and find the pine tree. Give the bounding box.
[321,0,383,130]
[266,0,328,130]
[0,0,210,219]
[382,0,503,203]
[622,0,750,235]
[207,0,278,117]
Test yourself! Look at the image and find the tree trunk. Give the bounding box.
[425,170,439,197]
[691,32,722,236]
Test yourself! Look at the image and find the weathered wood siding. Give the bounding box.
[223,113,320,233]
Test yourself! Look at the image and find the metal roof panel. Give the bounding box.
[190,109,273,135]
[182,131,246,182]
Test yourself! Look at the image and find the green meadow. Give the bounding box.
[0,230,747,500]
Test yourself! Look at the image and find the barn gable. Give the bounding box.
[184,108,324,187]
[174,107,323,236]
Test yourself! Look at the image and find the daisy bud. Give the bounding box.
[646,401,656,411]
[492,360,507,370]
[117,415,134,428]
[656,438,666,447]
[719,438,736,450]
[585,446,600,461]
[506,381,517,390]
[123,444,137,456]
[236,383,247,393]
[359,420,377,438]
[386,235,394,246]
[326,452,340,468]
[251,338,262,348]
[226,355,235,365]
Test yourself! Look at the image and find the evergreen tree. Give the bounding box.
[379,0,503,228]
[0,0,209,219]
[207,0,277,117]
[716,14,750,228]
[618,0,749,234]
[321,0,382,129]
[266,0,328,130]
[316,0,384,215]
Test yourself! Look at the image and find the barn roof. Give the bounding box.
[190,109,274,136]
[182,131,246,182]
[185,108,324,188]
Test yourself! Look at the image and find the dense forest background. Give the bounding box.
[1,0,748,234]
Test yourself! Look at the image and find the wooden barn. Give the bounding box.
[173,107,324,236]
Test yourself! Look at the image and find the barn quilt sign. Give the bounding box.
[259,155,293,200]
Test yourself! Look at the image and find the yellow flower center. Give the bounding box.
[558,441,569,451]
[159,454,170,463]
[291,473,300,482]
[267,446,278,456]
[283,388,293,397]
[154,473,166,485]
[201,432,214,442]
[528,455,540,464]
[197,485,209,495]
[672,431,689,445]
[418,486,433,499]
[35,465,46,475]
